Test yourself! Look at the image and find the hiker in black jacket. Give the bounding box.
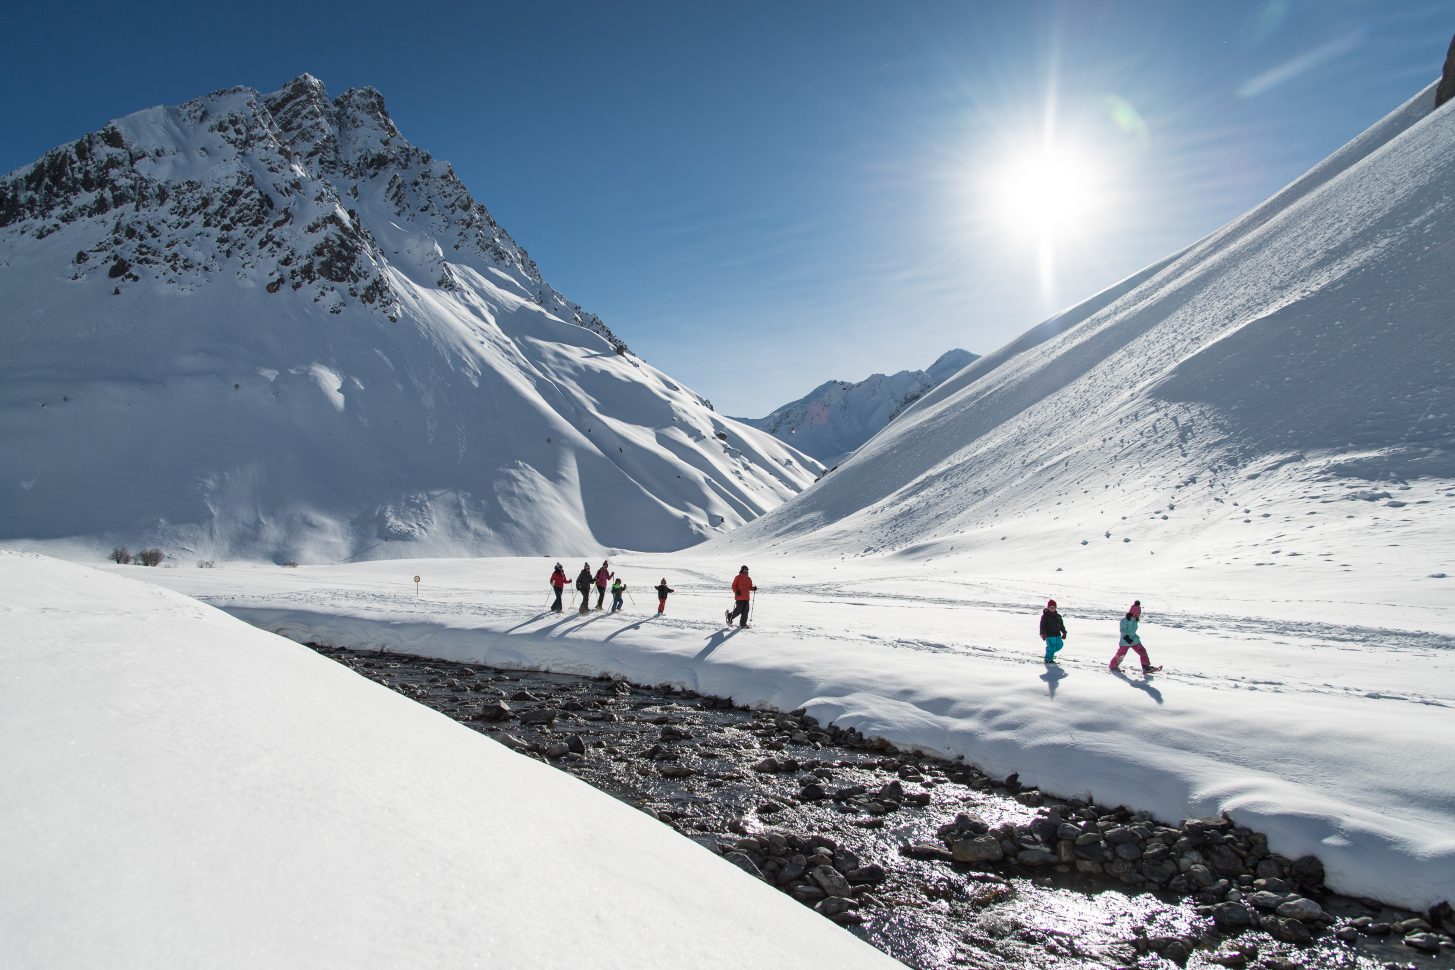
[654,578,675,615]
[575,563,593,615]
[1040,599,1068,664]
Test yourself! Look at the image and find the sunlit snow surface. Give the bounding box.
[0,552,898,970]
[120,547,1455,912]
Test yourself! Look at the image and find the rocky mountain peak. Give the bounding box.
[0,74,626,347]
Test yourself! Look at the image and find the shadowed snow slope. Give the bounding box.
[0,551,896,970]
[723,82,1455,567]
[0,75,818,562]
[739,349,978,467]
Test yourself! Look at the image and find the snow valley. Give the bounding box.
[4,59,1455,970]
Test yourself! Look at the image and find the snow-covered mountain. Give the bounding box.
[739,349,977,467]
[0,75,820,562]
[724,81,1455,570]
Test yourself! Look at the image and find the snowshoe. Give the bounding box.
[1142,665,1162,674]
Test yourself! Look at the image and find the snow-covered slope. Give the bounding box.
[0,551,897,969]
[724,82,1455,569]
[739,349,977,467]
[126,552,1455,910]
[0,75,820,562]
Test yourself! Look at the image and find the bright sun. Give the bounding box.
[988,145,1102,238]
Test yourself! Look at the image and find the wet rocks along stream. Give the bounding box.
[312,643,1455,970]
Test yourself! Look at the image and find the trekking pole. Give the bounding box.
[545,590,553,608]
[749,589,756,625]
[626,589,637,607]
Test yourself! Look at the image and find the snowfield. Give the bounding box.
[0,552,899,970]
[115,548,1455,912]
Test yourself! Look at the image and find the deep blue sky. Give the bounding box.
[4,1,1452,414]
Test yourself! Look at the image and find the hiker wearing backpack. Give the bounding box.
[594,561,613,611]
[1040,599,1067,664]
[655,578,674,615]
[575,563,593,615]
[1109,600,1161,673]
[725,565,756,629]
[549,563,568,613]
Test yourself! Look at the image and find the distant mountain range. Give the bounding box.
[738,349,977,466]
[0,75,820,561]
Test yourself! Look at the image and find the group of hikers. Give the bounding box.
[1039,598,1161,673]
[548,562,1157,669]
[548,561,757,627]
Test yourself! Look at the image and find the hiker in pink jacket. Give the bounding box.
[594,561,613,611]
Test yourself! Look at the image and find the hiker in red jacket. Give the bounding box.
[725,565,757,628]
[549,562,568,613]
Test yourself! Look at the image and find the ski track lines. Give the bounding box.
[201,581,1454,714]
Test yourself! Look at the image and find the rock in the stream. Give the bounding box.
[1275,897,1324,922]
[477,699,511,722]
[797,782,829,802]
[1212,902,1255,930]
[950,836,1005,864]
[810,865,855,899]
[724,851,765,881]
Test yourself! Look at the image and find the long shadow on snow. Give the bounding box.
[604,617,655,642]
[504,612,553,634]
[1110,669,1165,704]
[695,627,742,661]
[1040,663,1067,699]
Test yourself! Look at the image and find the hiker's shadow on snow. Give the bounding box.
[695,628,741,661]
[533,614,587,636]
[505,612,552,634]
[1110,669,1164,704]
[1040,663,1067,698]
[556,614,609,636]
[604,617,653,642]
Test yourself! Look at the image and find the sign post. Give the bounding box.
[413,575,421,598]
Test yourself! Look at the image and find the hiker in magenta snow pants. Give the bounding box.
[1109,600,1157,671]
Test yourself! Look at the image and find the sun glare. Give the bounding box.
[989,145,1102,238]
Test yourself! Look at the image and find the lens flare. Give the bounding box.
[987,144,1103,238]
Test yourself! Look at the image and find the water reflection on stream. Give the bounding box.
[312,643,1451,970]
